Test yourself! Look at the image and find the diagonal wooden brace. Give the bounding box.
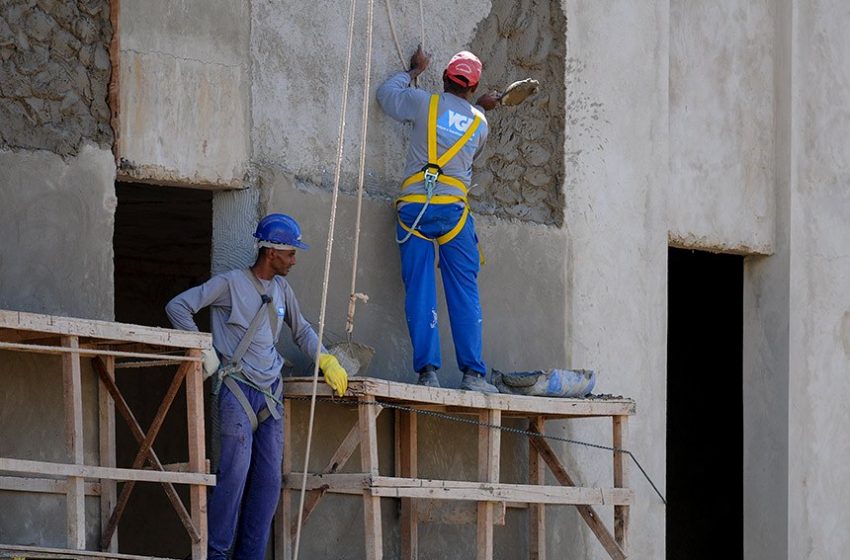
[96,358,198,548]
[527,421,626,560]
[291,408,383,537]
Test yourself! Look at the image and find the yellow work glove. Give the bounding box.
[319,353,349,397]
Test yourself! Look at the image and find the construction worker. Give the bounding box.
[377,47,501,393]
[165,213,348,560]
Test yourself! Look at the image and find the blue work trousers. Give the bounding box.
[208,379,283,560]
[397,203,487,375]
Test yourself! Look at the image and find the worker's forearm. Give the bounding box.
[165,296,200,332]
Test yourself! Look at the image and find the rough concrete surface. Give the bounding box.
[562,1,668,558]
[0,351,101,549]
[0,0,113,156]
[250,0,490,198]
[469,0,566,225]
[117,0,250,188]
[0,145,116,320]
[669,0,775,255]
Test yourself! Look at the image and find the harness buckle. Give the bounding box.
[421,163,442,196]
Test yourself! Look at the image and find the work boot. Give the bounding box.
[417,365,440,388]
[460,372,499,394]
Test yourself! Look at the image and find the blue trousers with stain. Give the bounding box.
[397,203,487,375]
[207,379,283,560]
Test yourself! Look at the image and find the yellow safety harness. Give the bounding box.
[396,94,481,245]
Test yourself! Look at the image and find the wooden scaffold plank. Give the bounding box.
[477,409,501,560]
[612,415,629,554]
[61,335,85,550]
[529,416,546,560]
[185,350,208,560]
[98,355,119,553]
[359,397,382,560]
[397,409,418,560]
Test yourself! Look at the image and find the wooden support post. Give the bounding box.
[397,409,418,560]
[185,350,208,560]
[275,397,293,560]
[97,356,118,553]
[359,397,382,560]
[528,416,546,560]
[612,416,629,554]
[477,409,501,560]
[62,335,85,550]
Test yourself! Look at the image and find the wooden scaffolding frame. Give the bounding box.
[275,377,636,560]
[0,310,213,560]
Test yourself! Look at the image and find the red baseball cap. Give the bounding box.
[446,51,482,87]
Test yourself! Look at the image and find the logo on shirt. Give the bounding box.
[436,110,481,148]
[277,306,285,317]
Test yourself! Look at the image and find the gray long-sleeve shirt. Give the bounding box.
[165,269,323,389]
[376,71,489,197]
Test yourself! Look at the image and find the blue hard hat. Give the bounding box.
[253,213,309,250]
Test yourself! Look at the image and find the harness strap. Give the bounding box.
[243,269,279,337]
[396,94,481,246]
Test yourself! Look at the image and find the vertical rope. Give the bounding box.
[292,0,358,556]
[384,0,406,66]
[346,0,376,339]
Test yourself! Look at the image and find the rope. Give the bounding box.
[292,0,360,555]
[285,394,667,505]
[384,0,406,67]
[345,0,376,340]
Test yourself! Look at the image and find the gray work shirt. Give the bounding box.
[376,71,489,197]
[165,269,323,390]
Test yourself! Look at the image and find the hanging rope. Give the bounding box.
[292,0,360,556]
[345,0,377,340]
[384,0,407,67]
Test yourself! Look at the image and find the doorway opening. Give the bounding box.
[112,181,212,557]
[667,247,743,559]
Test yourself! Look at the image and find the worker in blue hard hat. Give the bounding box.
[165,213,348,560]
[377,46,501,393]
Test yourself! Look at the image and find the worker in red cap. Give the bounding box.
[377,47,501,393]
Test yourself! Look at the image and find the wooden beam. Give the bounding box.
[612,416,629,554]
[62,335,85,550]
[397,409,418,560]
[185,351,208,560]
[359,398,382,560]
[0,458,215,486]
[0,544,173,560]
[98,355,119,553]
[283,378,636,417]
[0,341,202,362]
[478,409,501,560]
[529,416,546,560]
[0,476,100,495]
[528,421,626,560]
[276,393,294,560]
[92,357,200,547]
[0,310,211,349]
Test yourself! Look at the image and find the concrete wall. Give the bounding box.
[787,0,850,557]
[563,1,668,558]
[669,0,775,254]
[117,0,250,188]
[0,1,116,550]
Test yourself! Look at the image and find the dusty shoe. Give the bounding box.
[460,373,499,394]
[417,367,440,388]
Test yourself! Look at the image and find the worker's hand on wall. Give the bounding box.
[475,91,502,111]
[319,353,349,397]
[408,44,430,79]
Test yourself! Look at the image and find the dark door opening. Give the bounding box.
[667,248,743,560]
[113,182,212,557]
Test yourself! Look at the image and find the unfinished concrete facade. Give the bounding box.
[1,0,849,559]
